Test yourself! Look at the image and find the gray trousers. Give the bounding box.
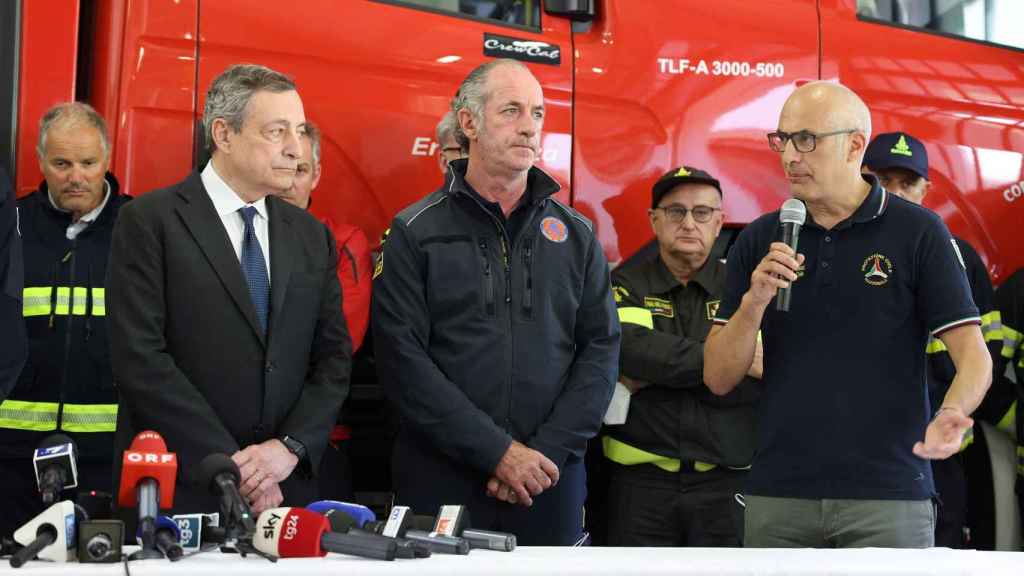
[744,495,935,548]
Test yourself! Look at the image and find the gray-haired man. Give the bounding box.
[373,58,620,545]
[108,64,351,515]
[435,110,467,174]
[0,102,127,538]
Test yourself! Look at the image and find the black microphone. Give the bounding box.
[32,434,78,504]
[324,512,430,559]
[79,520,124,563]
[196,453,256,540]
[152,516,184,561]
[776,198,806,312]
[364,507,470,555]
[432,505,516,551]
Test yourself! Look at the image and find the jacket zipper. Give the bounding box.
[56,244,77,432]
[480,239,495,316]
[522,241,533,319]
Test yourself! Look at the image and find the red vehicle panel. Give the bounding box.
[821,0,1024,282]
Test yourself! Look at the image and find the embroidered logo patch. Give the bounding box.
[540,217,568,243]
[705,299,721,321]
[861,253,893,286]
[644,296,674,318]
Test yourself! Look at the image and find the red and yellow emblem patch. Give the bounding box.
[540,216,568,243]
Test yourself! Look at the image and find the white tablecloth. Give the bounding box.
[4,546,1019,575]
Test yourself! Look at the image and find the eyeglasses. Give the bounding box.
[653,205,721,224]
[767,129,856,153]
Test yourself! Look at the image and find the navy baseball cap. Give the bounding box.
[651,165,722,208]
[863,132,929,181]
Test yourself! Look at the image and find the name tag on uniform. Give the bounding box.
[643,296,674,318]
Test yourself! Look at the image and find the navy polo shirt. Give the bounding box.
[714,175,979,500]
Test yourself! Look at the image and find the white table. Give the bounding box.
[6,546,1017,575]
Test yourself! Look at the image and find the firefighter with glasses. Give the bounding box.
[605,166,761,546]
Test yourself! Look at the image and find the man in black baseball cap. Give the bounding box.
[862,131,931,204]
[604,164,760,547]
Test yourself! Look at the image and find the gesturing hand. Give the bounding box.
[913,406,973,460]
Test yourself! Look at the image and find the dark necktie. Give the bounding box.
[239,206,270,334]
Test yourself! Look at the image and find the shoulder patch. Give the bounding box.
[540,216,569,243]
[613,285,629,304]
[643,296,674,318]
[705,299,720,321]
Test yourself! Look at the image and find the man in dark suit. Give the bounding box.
[107,64,351,515]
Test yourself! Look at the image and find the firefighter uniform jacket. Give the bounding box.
[373,158,620,477]
[995,269,1024,484]
[0,174,128,463]
[928,237,1012,450]
[605,253,761,471]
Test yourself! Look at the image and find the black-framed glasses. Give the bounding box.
[767,129,856,153]
[653,205,721,224]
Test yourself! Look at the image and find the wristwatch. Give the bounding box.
[280,435,307,462]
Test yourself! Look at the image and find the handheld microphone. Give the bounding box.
[321,509,430,559]
[306,500,376,527]
[253,507,396,561]
[33,434,78,504]
[433,505,516,551]
[776,198,806,312]
[118,430,177,560]
[364,506,470,555]
[148,516,183,561]
[78,520,124,563]
[10,500,76,567]
[196,453,255,541]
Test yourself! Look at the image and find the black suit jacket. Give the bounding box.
[107,171,351,514]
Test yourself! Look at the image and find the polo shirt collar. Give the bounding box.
[806,173,888,230]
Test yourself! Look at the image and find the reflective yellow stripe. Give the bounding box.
[23,287,53,317]
[926,336,946,354]
[618,307,654,329]
[22,286,105,318]
[1002,324,1022,360]
[60,404,118,433]
[0,400,59,431]
[91,288,106,317]
[603,436,680,471]
[959,426,974,452]
[996,401,1017,440]
[980,310,1003,343]
[601,436,719,473]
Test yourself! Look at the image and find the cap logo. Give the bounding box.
[675,167,692,177]
[861,253,894,286]
[540,216,568,243]
[890,135,913,157]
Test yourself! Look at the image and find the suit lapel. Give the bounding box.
[267,196,294,340]
[175,173,266,346]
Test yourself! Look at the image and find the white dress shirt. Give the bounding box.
[201,162,271,282]
[49,180,111,240]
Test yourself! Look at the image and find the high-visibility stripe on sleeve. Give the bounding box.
[1002,324,1022,360]
[980,310,1003,343]
[618,307,654,329]
[60,404,118,433]
[958,426,974,452]
[0,400,59,431]
[601,436,720,473]
[996,401,1017,440]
